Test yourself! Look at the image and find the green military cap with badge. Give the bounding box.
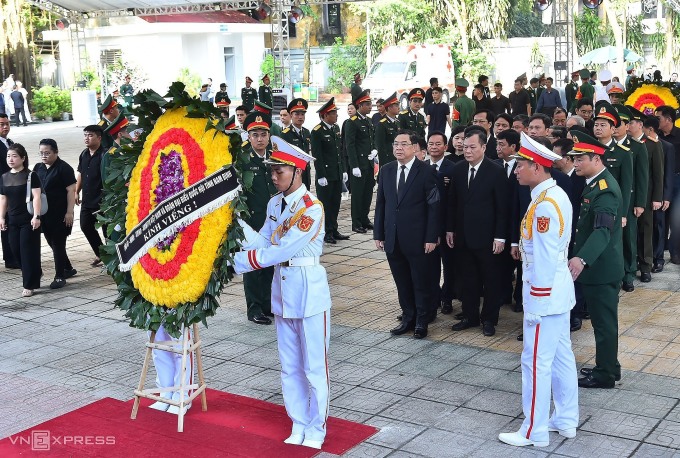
[317,97,338,115]
[99,94,118,115]
[103,112,129,137]
[626,106,647,122]
[353,89,371,105]
[612,104,632,123]
[579,69,591,80]
[382,92,399,108]
[455,78,469,92]
[253,100,273,115]
[288,98,308,113]
[408,88,425,100]
[593,101,621,127]
[568,130,608,156]
[224,115,237,131]
[244,111,272,131]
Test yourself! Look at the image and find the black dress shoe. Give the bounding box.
[516,333,523,341]
[640,272,652,283]
[578,374,615,388]
[622,282,635,292]
[414,327,428,339]
[451,318,477,331]
[482,321,496,336]
[63,268,77,279]
[441,303,453,314]
[513,303,524,313]
[570,317,582,332]
[352,226,367,233]
[333,232,350,240]
[50,278,66,289]
[4,262,20,269]
[323,234,337,244]
[579,367,620,381]
[249,314,272,325]
[390,321,414,335]
[652,263,664,273]
[454,312,466,320]
[396,314,403,321]
[363,222,374,230]
[265,312,275,317]
[672,256,680,265]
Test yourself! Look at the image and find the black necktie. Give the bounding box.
[504,163,509,176]
[281,198,287,213]
[469,167,476,187]
[432,163,438,172]
[398,165,406,197]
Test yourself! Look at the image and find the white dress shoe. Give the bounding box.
[301,438,323,449]
[149,401,170,412]
[167,402,191,415]
[498,432,549,447]
[283,434,305,445]
[548,426,576,438]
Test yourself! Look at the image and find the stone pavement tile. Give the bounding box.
[341,442,392,458]
[579,408,660,441]
[330,341,370,362]
[645,311,680,328]
[3,305,60,320]
[332,362,385,386]
[463,389,523,417]
[46,352,114,374]
[576,386,617,408]
[84,360,145,386]
[364,416,427,449]
[489,369,523,394]
[658,342,680,359]
[335,311,382,328]
[0,337,47,357]
[236,368,282,392]
[0,316,22,327]
[333,274,377,288]
[622,323,680,342]
[202,340,260,361]
[386,452,427,458]
[645,420,680,449]
[15,345,79,366]
[37,295,95,310]
[335,328,391,347]
[30,309,92,325]
[664,403,680,423]
[439,363,513,388]
[618,352,655,372]
[619,335,671,356]
[211,383,273,401]
[327,263,367,275]
[423,341,481,362]
[361,371,432,395]
[400,427,486,457]
[380,398,458,427]
[390,355,459,378]
[328,406,375,423]
[224,327,278,346]
[622,371,680,398]
[551,431,639,457]
[643,356,680,378]
[632,444,680,457]
[328,382,355,401]
[435,407,515,441]
[468,440,550,457]
[202,360,264,386]
[331,324,356,337]
[602,390,677,419]
[467,349,520,371]
[322,253,354,264]
[410,379,484,407]
[230,347,282,370]
[375,336,436,355]
[1,358,38,374]
[332,387,403,415]
[350,347,412,370]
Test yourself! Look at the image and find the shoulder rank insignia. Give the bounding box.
[619,143,630,151]
[399,110,408,115]
[598,179,608,190]
[350,115,358,121]
[297,215,314,232]
[282,128,290,133]
[107,146,117,155]
[242,140,249,147]
[537,216,550,233]
[313,124,321,131]
[302,194,314,208]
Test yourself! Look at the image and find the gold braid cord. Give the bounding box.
[521,190,565,240]
[271,198,324,243]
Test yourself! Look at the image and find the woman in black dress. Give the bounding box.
[33,139,77,289]
[0,143,42,296]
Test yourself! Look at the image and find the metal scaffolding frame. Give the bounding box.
[553,0,573,84]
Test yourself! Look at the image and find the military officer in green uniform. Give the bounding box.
[215,83,231,116]
[567,132,624,389]
[627,105,664,282]
[345,90,376,233]
[452,79,475,128]
[120,75,134,108]
[253,100,282,137]
[241,76,258,112]
[350,73,363,102]
[97,94,119,150]
[527,77,539,114]
[311,97,350,244]
[398,88,426,138]
[281,98,312,189]
[565,70,580,114]
[375,92,400,166]
[258,74,273,109]
[242,111,277,325]
[612,104,649,291]
[576,69,595,105]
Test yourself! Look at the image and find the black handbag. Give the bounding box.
[26,171,48,216]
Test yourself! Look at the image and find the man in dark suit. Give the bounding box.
[472,109,497,159]
[425,131,456,316]
[374,131,440,339]
[446,129,509,336]
[0,113,18,268]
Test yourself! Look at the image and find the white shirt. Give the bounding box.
[503,159,516,178]
[585,167,607,185]
[0,136,8,148]
[396,156,416,190]
[468,160,482,185]
[430,157,445,171]
[565,167,575,177]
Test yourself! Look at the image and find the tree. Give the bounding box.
[0,0,34,92]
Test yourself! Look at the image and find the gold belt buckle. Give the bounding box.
[281,261,290,267]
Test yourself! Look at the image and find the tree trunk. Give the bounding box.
[303,25,311,84]
[1,0,34,97]
[603,2,624,80]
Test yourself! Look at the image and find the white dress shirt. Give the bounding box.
[396,156,417,191]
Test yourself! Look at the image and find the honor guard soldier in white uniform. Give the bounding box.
[234,136,332,450]
[499,133,578,448]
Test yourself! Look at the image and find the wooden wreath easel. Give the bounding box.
[131,323,207,432]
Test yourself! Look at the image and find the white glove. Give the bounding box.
[318,177,328,187]
[368,149,378,160]
[342,172,348,182]
[352,167,362,178]
[524,312,543,327]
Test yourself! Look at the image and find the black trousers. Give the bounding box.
[8,221,41,289]
[431,241,456,306]
[1,213,18,266]
[458,245,503,325]
[316,179,342,234]
[653,209,666,265]
[243,266,274,319]
[386,236,431,327]
[44,226,73,278]
[80,207,104,258]
[13,106,27,126]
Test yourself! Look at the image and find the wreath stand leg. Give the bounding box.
[130,324,207,432]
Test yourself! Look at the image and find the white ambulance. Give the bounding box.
[362,44,456,109]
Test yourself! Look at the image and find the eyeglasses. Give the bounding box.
[39,152,53,157]
[393,142,414,149]
[578,110,593,115]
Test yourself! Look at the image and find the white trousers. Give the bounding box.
[149,325,194,402]
[519,312,579,443]
[275,311,331,442]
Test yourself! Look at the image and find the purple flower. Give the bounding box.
[155,151,185,250]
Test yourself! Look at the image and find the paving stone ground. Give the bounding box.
[2,121,680,457]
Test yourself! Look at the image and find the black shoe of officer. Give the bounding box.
[640,272,651,283]
[652,263,664,273]
[249,314,272,325]
[441,303,453,314]
[333,232,350,240]
[352,226,367,233]
[323,234,337,244]
[570,316,582,332]
[622,281,635,292]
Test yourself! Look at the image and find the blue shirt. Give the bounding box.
[536,88,563,112]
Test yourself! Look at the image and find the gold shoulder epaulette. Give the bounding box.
[282,128,290,133]
[350,116,358,121]
[399,110,408,115]
[619,143,630,151]
[598,179,608,190]
[313,124,321,131]
[107,146,117,155]
[379,117,387,123]
[242,141,249,147]
[97,119,106,126]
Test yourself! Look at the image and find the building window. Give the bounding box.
[101,49,122,66]
[323,4,341,36]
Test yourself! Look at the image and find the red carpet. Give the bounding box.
[0,389,378,457]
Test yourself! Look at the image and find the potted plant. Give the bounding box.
[32,86,62,121]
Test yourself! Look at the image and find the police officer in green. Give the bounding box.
[345,89,376,233]
[565,70,580,113]
[612,104,649,291]
[241,111,277,325]
[576,69,595,104]
[567,132,624,389]
[281,98,312,189]
[258,74,273,109]
[311,97,350,244]
[241,76,258,112]
[350,73,363,102]
[375,92,400,166]
[452,79,475,128]
[398,88,426,138]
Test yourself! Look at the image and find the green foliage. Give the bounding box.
[574,10,607,55]
[106,59,147,95]
[529,40,546,68]
[326,37,366,93]
[451,46,494,80]
[508,10,547,38]
[649,21,666,61]
[98,83,249,337]
[259,54,283,87]
[80,69,102,93]
[625,15,645,55]
[175,68,202,97]
[31,86,71,119]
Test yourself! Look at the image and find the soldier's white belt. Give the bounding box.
[280,256,320,267]
[523,249,568,263]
